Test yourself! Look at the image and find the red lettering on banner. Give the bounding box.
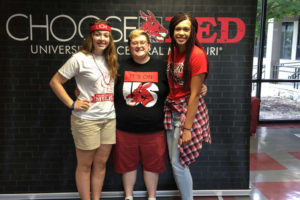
[197,17,217,43]
[217,17,245,43]
[164,17,245,43]
[124,71,158,82]
[91,93,114,103]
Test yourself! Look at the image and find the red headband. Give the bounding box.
[89,23,112,33]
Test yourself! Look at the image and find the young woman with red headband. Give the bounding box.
[49,19,118,200]
[165,13,211,200]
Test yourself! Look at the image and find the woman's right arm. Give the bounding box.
[49,72,89,111]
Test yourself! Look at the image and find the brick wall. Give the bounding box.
[0,0,257,193]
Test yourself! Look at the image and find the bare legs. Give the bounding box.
[123,170,137,198]
[123,170,158,198]
[144,170,159,198]
[75,144,112,200]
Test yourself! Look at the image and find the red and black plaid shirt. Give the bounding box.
[164,95,211,168]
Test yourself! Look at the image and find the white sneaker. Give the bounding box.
[125,196,133,200]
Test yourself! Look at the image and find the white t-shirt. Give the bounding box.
[58,52,115,120]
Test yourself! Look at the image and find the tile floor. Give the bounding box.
[36,123,300,200]
[114,123,300,200]
[248,123,300,200]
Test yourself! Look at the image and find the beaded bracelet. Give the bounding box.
[71,101,75,110]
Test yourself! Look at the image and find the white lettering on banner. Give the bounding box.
[28,45,221,55]
[205,46,223,56]
[123,16,137,42]
[6,14,136,42]
[6,14,29,41]
[105,16,122,42]
[29,14,49,41]
[117,46,165,56]
[50,15,77,42]
[5,13,234,56]
[148,46,165,56]
[30,45,80,55]
[117,46,131,55]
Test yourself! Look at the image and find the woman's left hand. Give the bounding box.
[182,129,192,146]
[199,84,207,96]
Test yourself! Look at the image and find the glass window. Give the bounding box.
[296,21,300,60]
[251,82,257,97]
[253,1,300,122]
[280,22,294,59]
[253,37,267,57]
[259,82,300,120]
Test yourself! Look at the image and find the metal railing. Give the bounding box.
[252,64,265,79]
[272,62,300,89]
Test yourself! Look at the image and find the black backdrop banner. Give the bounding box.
[0,0,256,193]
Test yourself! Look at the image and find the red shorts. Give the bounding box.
[113,129,166,174]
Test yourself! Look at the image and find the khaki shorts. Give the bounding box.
[71,115,116,150]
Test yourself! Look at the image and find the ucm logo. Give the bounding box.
[139,10,168,43]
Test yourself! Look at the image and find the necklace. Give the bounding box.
[92,54,112,85]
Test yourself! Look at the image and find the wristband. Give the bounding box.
[71,101,75,110]
[183,127,191,131]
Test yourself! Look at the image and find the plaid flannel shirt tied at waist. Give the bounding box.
[164,95,211,168]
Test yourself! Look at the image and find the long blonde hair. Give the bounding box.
[78,19,118,80]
